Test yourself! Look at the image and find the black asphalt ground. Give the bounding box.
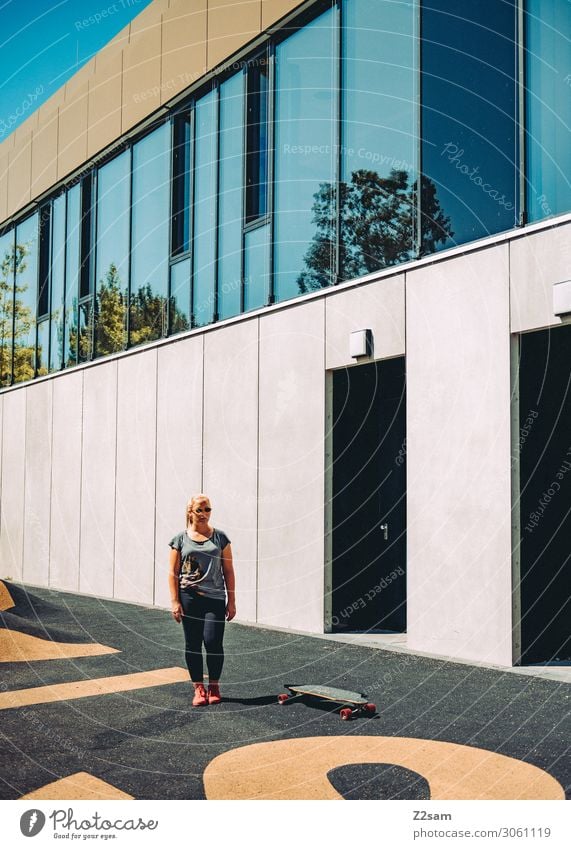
[0,581,569,800]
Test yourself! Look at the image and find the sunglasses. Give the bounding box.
[194,507,212,513]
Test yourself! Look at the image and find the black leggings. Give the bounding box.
[180,592,226,682]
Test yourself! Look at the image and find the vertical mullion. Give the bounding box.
[335,0,342,284]
[190,103,197,327]
[167,115,175,337]
[60,191,68,371]
[518,0,526,226]
[126,145,133,350]
[88,171,97,362]
[214,83,221,323]
[241,67,248,314]
[267,44,276,306]
[34,212,41,378]
[9,228,15,384]
[416,0,423,258]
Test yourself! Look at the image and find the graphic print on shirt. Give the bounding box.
[180,554,209,589]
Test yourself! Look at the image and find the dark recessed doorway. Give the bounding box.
[331,358,406,633]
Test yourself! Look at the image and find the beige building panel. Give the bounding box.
[88,50,123,159]
[122,17,163,131]
[57,80,89,181]
[31,107,59,200]
[129,0,169,35]
[64,58,96,98]
[207,0,262,70]
[38,88,66,123]
[161,0,208,104]
[262,0,304,29]
[7,133,32,215]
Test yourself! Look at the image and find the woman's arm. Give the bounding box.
[168,547,183,623]
[221,543,236,621]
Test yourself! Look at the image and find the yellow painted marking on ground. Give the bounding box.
[204,736,565,801]
[20,772,133,800]
[0,667,190,710]
[0,581,15,611]
[0,628,120,663]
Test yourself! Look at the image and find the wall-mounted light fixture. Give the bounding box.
[553,280,571,317]
[349,329,373,359]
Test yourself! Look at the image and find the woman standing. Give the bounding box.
[169,494,236,706]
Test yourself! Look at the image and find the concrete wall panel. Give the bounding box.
[262,0,304,29]
[7,133,32,214]
[114,350,157,604]
[161,0,207,105]
[80,362,117,598]
[122,16,162,131]
[510,223,571,333]
[325,274,405,370]
[50,372,83,591]
[23,382,52,586]
[258,301,325,631]
[31,107,59,200]
[57,81,89,181]
[155,336,203,608]
[88,51,123,159]
[406,246,513,666]
[204,320,259,623]
[207,0,262,70]
[0,391,26,580]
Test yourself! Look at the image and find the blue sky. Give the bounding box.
[0,0,153,140]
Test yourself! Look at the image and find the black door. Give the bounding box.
[519,326,571,663]
[331,358,406,632]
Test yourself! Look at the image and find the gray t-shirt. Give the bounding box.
[169,528,231,600]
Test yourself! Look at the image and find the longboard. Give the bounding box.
[278,683,376,720]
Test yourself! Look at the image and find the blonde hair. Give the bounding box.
[186,493,210,527]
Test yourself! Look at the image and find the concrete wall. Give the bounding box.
[0,0,307,227]
[406,246,513,667]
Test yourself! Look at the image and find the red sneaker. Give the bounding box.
[192,683,208,707]
[208,684,221,705]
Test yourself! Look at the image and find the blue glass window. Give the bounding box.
[49,194,66,372]
[0,229,14,386]
[95,151,130,356]
[170,258,191,333]
[131,123,170,344]
[193,90,218,327]
[421,0,518,250]
[244,222,270,310]
[172,112,192,256]
[342,0,417,277]
[526,1,571,221]
[245,55,269,222]
[14,213,38,384]
[64,184,81,367]
[218,73,244,320]
[274,8,338,300]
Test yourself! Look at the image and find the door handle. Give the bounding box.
[380,523,389,541]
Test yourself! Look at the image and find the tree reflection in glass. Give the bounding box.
[297,169,451,292]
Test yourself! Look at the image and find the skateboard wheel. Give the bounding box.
[278,693,289,704]
[364,703,376,715]
[340,708,352,721]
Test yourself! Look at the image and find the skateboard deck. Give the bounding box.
[278,684,376,719]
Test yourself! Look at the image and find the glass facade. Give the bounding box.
[218,73,244,320]
[0,0,568,387]
[0,230,14,387]
[193,90,218,327]
[274,8,338,300]
[526,0,571,222]
[342,0,417,275]
[421,0,518,250]
[131,124,170,345]
[13,214,38,384]
[95,151,130,356]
